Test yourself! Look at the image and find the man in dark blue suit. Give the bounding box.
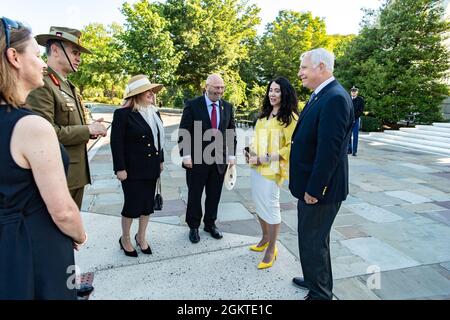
[289,48,354,300]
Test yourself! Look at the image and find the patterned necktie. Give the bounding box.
[309,92,317,105]
[211,103,218,129]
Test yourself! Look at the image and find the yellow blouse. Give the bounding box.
[251,113,298,185]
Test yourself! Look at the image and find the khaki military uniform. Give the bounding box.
[27,67,91,208]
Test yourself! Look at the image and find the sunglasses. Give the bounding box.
[1,17,20,50]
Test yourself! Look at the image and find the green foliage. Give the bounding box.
[70,23,128,100]
[336,0,450,125]
[158,0,261,95]
[248,10,331,100]
[361,116,383,132]
[120,0,182,84]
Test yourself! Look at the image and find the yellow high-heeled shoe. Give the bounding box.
[250,241,269,252]
[257,247,278,269]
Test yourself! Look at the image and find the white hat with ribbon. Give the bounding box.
[124,75,164,100]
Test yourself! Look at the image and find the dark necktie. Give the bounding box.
[308,92,317,105]
[211,103,218,129]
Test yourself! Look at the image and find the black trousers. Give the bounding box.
[297,200,341,300]
[186,164,225,229]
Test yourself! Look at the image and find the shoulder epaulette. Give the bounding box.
[48,73,60,87]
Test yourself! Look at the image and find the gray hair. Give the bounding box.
[301,48,335,73]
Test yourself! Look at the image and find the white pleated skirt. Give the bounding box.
[251,169,281,224]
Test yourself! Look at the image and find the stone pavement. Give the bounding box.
[76,113,450,300]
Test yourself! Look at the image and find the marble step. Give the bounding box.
[362,135,450,156]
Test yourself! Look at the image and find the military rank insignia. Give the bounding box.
[48,73,60,87]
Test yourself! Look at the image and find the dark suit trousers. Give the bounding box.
[297,200,341,300]
[70,187,85,210]
[186,164,225,229]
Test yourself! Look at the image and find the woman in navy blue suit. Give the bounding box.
[111,75,165,257]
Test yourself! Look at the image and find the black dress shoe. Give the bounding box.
[352,153,357,156]
[76,283,94,297]
[204,225,223,239]
[189,228,200,243]
[135,234,152,254]
[292,277,308,289]
[119,237,138,257]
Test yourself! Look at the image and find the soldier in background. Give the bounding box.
[348,86,365,156]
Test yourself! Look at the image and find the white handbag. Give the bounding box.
[224,164,237,191]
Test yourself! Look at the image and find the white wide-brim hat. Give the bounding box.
[224,164,237,191]
[124,75,164,99]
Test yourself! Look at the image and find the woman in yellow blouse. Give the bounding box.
[245,77,298,269]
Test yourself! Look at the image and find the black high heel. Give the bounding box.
[119,237,138,257]
[135,234,152,255]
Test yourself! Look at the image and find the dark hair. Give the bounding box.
[259,77,299,127]
[45,39,59,56]
[0,19,33,107]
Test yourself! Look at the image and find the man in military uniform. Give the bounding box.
[27,27,107,209]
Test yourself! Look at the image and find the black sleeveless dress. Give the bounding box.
[0,105,77,300]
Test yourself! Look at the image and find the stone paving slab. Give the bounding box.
[90,193,123,216]
[89,244,306,300]
[352,192,407,206]
[333,278,380,300]
[341,237,420,272]
[359,265,450,300]
[85,178,121,195]
[396,162,440,173]
[346,203,403,223]
[217,202,254,221]
[77,214,306,300]
[418,210,450,226]
[77,212,269,273]
[152,199,186,217]
[152,216,182,225]
[334,214,372,227]
[400,202,449,214]
[441,262,450,272]
[384,191,433,204]
[358,219,450,264]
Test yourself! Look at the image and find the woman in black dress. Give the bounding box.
[0,18,87,299]
[111,75,165,257]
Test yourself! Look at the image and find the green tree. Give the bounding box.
[327,34,355,58]
[120,0,182,84]
[158,0,261,96]
[70,23,127,102]
[336,0,450,125]
[253,10,330,99]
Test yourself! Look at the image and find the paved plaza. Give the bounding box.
[76,113,450,300]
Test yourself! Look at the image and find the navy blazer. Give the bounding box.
[177,95,237,174]
[110,107,164,180]
[289,80,354,203]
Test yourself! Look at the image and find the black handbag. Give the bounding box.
[154,178,163,211]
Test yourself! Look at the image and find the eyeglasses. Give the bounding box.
[209,85,225,90]
[1,17,20,50]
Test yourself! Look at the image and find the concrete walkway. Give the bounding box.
[76,113,450,300]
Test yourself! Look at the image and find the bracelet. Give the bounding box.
[74,232,88,246]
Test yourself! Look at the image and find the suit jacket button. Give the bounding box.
[148,154,151,157]
[148,144,151,147]
[291,141,294,145]
[142,136,145,138]
[156,152,159,155]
